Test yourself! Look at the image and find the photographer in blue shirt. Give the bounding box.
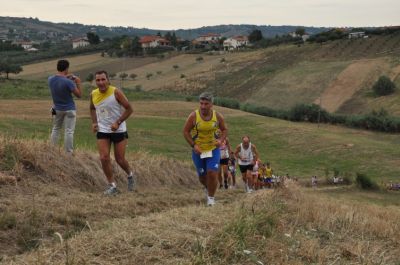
[49,59,82,154]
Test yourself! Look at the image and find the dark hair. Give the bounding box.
[242,135,250,141]
[95,70,109,80]
[57,59,69,72]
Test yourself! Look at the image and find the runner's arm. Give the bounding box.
[114,88,133,125]
[216,112,227,145]
[252,144,260,162]
[234,144,241,160]
[183,112,196,147]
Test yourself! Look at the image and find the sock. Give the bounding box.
[111,182,116,188]
[128,171,134,178]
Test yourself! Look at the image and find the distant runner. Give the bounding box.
[234,136,259,193]
[90,70,135,195]
[183,92,228,206]
[219,137,231,189]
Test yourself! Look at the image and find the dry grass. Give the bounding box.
[0,135,201,257]
[5,182,400,264]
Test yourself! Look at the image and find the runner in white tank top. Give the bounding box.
[234,136,259,193]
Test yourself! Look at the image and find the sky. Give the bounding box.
[1,0,399,30]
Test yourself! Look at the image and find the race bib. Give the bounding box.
[99,107,110,119]
[200,151,213,159]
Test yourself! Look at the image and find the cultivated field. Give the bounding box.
[14,36,400,115]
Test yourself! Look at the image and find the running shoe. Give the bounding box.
[207,196,215,206]
[104,185,118,195]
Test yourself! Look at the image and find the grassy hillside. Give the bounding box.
[0,100,399,181]
[12,33,400,116]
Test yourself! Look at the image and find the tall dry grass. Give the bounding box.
[5,182,400,265]
[205,182,400,264]
[0,136,197,190]
[0,136,200,258]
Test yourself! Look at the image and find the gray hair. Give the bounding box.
[199,92,214,103]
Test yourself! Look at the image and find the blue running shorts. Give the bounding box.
[192,148,220,177]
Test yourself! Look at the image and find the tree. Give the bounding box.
[109,73,116,79]
[295,27,305,36]
[129,73,137,80]
[146,73,153,80]
[86,73,94,82]
[86,32,100,45]
[0,60,22,79]
[119,72,128,80]
[248,29,263,42]
[173,64,179,70]
[372,75,396,96]
[196,56,204,62]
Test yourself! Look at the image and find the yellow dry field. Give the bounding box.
[316,58,389,112]
[17,53,116,79]
[116,51,264,92]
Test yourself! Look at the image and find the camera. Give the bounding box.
[67,74,77,81]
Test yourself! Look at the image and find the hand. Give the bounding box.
[193,144,202,154]
[111,122,119,132]
[92,123,98,133]
[215,139,222,148]
[74,77,81,85]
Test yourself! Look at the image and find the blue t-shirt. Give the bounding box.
[48,75,76,111]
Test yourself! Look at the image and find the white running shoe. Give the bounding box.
[247,188,254,194]
[207,196,215,206]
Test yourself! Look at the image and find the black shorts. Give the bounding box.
[239,164,253,173]
[220,158,229,165]
[96,132,129,143]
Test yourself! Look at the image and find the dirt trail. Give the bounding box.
[316,59,387,112]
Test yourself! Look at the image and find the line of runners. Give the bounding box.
[49,59,280,204]
[184,92,282,206]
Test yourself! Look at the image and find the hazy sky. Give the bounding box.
[1,0,399,29]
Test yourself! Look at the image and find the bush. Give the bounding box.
[288,104,330,123]
[356,173,379,190]
[196,56,204,62]
[129,73,137,80]
[372,76,396,96]
[119,72,128,80]
[134,85,142,92]
[146,73,153,80]
[85,73,94,82]
[214,97,240,109]
[180,74,186,78]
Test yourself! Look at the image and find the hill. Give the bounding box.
[13,32,400,116]
[0,16,327,40]
[0,137,399,263]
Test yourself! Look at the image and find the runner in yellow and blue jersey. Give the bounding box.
[183,92,228,206]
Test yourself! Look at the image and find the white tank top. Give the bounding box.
[238,143,253,165]
[92,86,127,133]
[219,140,229,159]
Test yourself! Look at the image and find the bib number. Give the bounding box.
[200,151,213,159]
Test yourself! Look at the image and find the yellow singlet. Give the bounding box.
[191,109,218,152]
[266,167,272,177]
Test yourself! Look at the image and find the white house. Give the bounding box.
[139,35,170,49]
[223,36,249,50]
[14,41,33,50]
[72,38,90,49]
[348,32,366,39]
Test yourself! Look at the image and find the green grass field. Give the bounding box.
[0,99,399,181]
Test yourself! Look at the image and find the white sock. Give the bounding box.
[111,182,116,188]
[128,171,133,178]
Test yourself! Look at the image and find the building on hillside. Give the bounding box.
[302,34,310,42]
[139,35,170,49]
[289,32,300,38]
[72,38,90,49]
[348,32,366,39]
[14,41,33,50]
[192,33,222,46]
[223,36,249,50]
[26,47,39,52]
